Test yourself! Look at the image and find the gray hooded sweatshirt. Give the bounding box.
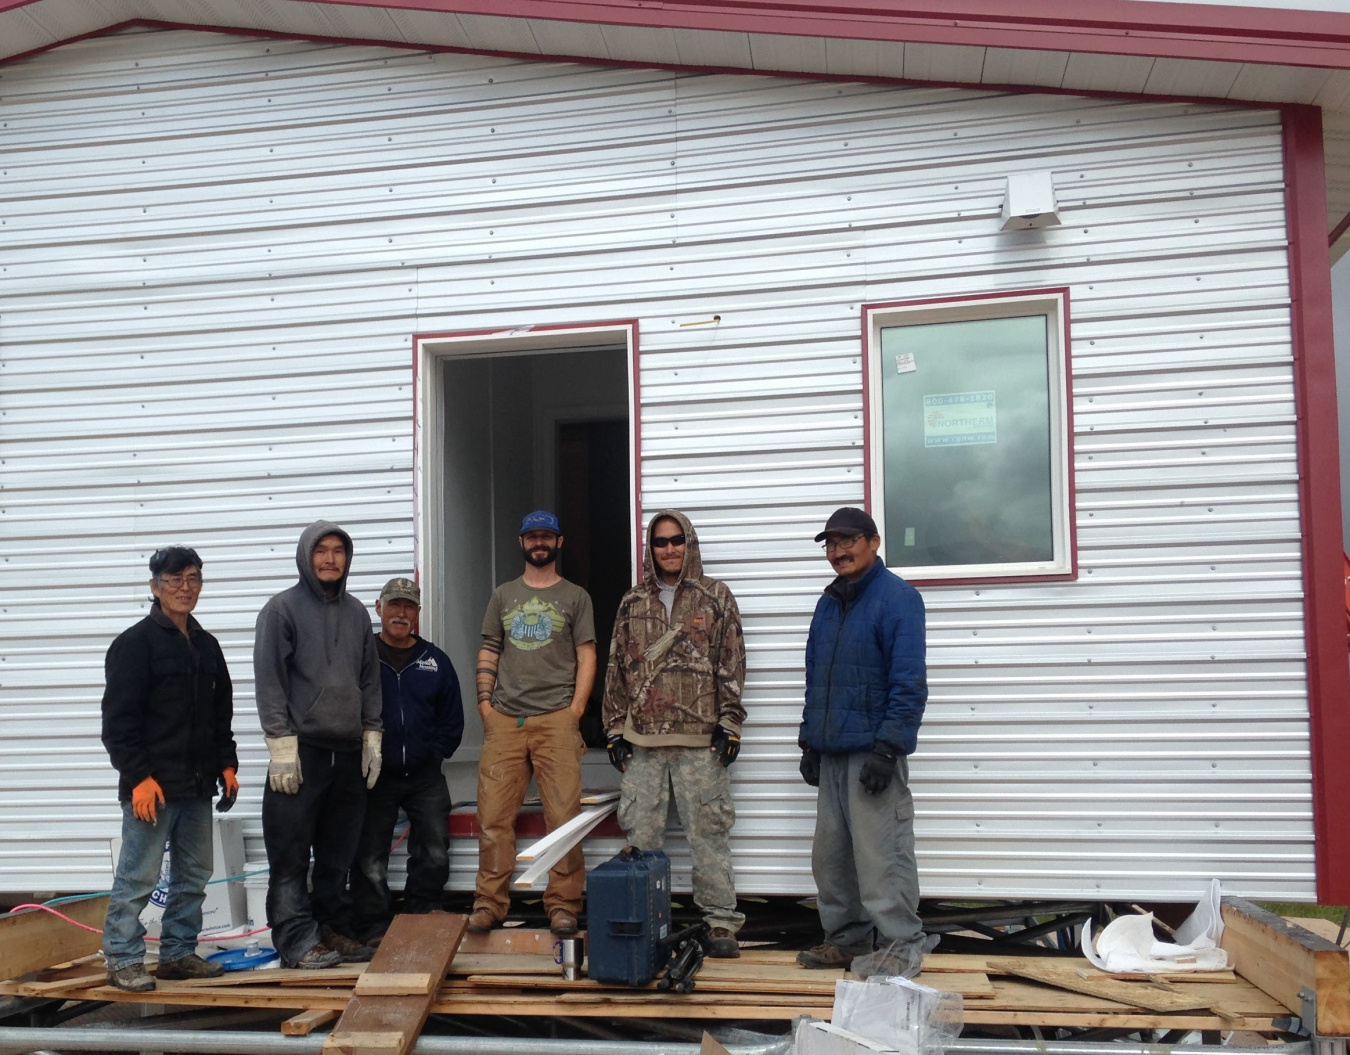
[253,521,382,751]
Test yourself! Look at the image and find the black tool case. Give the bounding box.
[584,847,672,985]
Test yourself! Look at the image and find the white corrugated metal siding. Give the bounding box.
[0,26,1314,899]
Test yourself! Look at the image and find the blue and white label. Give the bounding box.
[923,390,997,447]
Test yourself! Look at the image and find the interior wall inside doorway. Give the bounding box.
[438,346,630,788]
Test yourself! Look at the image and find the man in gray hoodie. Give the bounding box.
[255,521,383,968]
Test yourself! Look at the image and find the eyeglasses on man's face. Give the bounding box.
[159,573,204,592]
[651,533,687,549]
[821,534,865,553]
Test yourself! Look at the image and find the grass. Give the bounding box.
[1257,902,1349,923]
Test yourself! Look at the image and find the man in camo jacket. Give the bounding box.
[601,509,747,958]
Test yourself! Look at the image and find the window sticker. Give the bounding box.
[922,391,997,447]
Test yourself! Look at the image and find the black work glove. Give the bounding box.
[215,774,238,814]
[799,747,821,787]
[858,745,898,796]
[710,725,741,767]
[606,733,633,772]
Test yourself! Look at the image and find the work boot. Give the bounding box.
[707,927,741,959]
[156,953,225,980]
[796,942,856,970]
[292,942,342,969]
[106,962,156,992]
[466,907,498,933]
[548,909,579,936]
[320,924,376,963]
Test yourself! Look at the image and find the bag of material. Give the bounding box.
[794,1019,903,1054]
[1081,878,1228,973]
[851,933,940,981]
[827,975,964,1055]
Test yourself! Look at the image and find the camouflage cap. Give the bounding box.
[378,577,421,605]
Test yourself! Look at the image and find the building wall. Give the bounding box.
[0,25,1315,899]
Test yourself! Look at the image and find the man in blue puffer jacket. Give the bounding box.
[797,507,928,970]
[350,578,464,943]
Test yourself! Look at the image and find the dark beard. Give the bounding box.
[523,544,557,568]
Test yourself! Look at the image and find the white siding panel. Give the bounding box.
[0,27,1315,901]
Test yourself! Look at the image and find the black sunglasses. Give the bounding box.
[651,533,687,549]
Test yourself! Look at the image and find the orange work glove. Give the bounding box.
[217,767,239,813]
[131,776,165,823]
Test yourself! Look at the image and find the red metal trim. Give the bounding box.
[1282,104,1350,905]
[861,288,1077,587]
[11,0,1350,74]
[0,18,1294,117]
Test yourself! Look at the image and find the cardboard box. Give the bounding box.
[109,815,246,937]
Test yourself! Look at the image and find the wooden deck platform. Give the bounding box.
[1,896,1344,1040]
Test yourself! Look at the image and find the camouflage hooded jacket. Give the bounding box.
[602,510,746,747]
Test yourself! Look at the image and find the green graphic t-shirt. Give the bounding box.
[480,577,596,717]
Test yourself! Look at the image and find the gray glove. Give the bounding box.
[362,730,383,789]
[265,735,302,794]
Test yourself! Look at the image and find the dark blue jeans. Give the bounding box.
[103,799,213,970]
[262,744,366,967]
[350,764,451,940]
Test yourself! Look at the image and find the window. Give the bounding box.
[865,290,1074,582]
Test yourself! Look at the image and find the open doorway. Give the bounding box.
[416,327,636,786]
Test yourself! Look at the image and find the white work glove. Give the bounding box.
[362,730,383,789]
[265,735,302,794]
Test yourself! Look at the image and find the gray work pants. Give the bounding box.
[812,751,922,953]
[618,745,746,934]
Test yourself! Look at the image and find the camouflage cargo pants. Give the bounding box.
[618,745,745,934]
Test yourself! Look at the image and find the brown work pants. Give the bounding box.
[473,706,586,920]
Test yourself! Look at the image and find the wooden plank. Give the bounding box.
[282,1009,339,1036]
[456,928,564,955]
[962,1009,1279,1030]
[177,965,366,988]
[322,913,466,1055]
[428,991,833,1020]
[353,973,434,997]
[991,959,1219,1013]
[0,898,108,981]
[921,952,1237,982]
[323,1032,405,1054]
[1221,895,1350,1035]
[19,970,109,994]
[460,969,996,999]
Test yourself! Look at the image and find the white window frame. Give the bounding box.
[864,289,1075,584]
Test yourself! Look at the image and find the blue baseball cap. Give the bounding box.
[519,509,562,535]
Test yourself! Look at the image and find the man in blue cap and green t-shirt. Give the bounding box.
[469,511,596,936]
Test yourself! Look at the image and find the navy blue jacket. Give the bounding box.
[377,635,464,779]
[799,560,927,756]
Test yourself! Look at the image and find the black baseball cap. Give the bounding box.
[814,507,879,542]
